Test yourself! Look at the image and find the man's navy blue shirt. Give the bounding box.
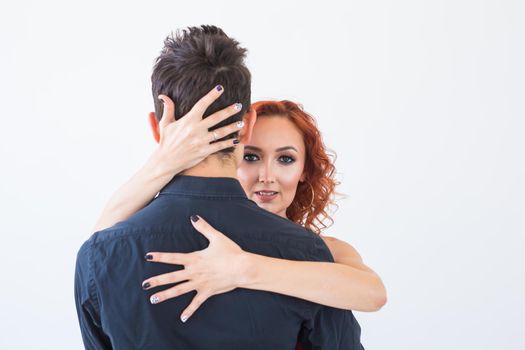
[75,175,364,349]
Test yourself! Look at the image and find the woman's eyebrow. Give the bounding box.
[245,145,298,152]
[275,146,298,152]
[244,145,262,152]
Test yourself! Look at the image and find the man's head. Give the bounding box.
[150,25,253,156]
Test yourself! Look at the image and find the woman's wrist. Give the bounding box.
[236,251,259,288]
[145,149,183,183]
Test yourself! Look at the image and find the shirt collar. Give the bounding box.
[159,175,248,199]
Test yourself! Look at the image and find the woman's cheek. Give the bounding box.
[237,164,258,194]
[277,164,303,204]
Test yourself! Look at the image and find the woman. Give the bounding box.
[94,88,386,337]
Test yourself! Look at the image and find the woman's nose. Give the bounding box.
[259,162,276,184]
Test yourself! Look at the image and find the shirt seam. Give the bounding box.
[92,225,320,249]
[87,238,100,314]
[158,192,247,200]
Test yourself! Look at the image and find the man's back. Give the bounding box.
[75,175,363,349]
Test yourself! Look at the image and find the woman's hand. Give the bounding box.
[142,215,249,323]
[153,85,245,176]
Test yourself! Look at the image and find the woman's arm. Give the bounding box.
[242,236,387,312]
[92,88,245,232]
[143,216,387,323]
[92,150,180,232]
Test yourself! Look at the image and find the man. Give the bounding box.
[75,25,363,349]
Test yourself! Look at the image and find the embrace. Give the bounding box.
[74,25,386,350]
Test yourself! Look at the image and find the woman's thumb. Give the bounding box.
[158,95,176,128]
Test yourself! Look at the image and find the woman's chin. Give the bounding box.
[255,200,275,212]
[260,203,287,218]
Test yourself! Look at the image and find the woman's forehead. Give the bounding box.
[249,116,305,152]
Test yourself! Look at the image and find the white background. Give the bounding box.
[1,0,524,349]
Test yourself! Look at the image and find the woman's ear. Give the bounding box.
[239,108,257,144]
[148,112,160,143]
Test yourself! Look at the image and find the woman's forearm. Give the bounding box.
[93,150,181,232]
[240,253,386,312]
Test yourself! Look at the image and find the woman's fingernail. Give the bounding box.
[236,120,244,128]
[233,139,240,145]
[158,96,164,103]
[150,295,160,304]
[190,215,200,222]
[216,85,223,92]
[145,254,153,260]
[142,282,151,289]
[181,315,189,323]
[234,103,242,111]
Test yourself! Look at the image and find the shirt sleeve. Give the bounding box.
[74,239,112,350]
[298,306,364,350]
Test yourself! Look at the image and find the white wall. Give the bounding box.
[1,0,523,349]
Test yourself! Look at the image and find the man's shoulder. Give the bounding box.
[76,221,142,257]
[244,201,318,238]
[232,202,335,262]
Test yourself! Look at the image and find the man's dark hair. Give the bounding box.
[151,25,251,154]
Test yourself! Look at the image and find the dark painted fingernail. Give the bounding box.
[216,85,223,92]
[190,215,200,222]
[233,139,240,144]
[145,254,153,260]
[142,282,151,289]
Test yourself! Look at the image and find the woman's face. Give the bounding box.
[237,115,306,218]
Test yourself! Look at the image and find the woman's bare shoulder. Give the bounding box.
[320,235,375,272]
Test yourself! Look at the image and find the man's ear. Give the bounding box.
[148,112,160,144]
[239,108,257,144]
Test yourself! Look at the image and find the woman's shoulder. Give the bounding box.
[319,235,364,265]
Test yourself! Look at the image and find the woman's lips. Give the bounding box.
[255,191,278,202]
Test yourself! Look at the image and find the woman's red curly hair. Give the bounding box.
[251,100,339,235]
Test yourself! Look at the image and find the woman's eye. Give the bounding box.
[278,155,295,164]
[243,153,260,162]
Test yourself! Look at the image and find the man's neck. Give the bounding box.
[180,155,238,179]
